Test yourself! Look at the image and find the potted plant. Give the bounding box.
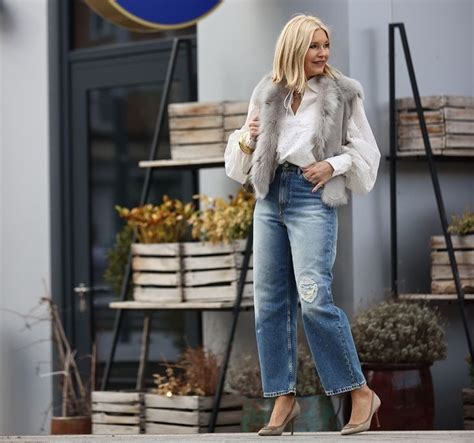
[462,355,474,430]
[145,346,242,434]
[103,223,134,299]
[351,299,447,430]
[114,191,255,303]
[227,341,338,432]
[431,208,474,295]
[41,296,92,434]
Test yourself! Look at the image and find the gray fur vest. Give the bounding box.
[248,71,364,207]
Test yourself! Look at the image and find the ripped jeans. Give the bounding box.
[253,162,367,397]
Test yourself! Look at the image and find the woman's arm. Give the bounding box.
[224,88,259,185]
[325,96,381,193]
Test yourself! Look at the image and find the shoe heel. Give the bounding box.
[374,410,381,428]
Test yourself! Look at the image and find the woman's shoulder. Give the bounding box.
[333,73,365,101]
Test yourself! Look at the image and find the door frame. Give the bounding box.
[48,0,199,376]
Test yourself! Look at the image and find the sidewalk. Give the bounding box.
[1,431,474,443]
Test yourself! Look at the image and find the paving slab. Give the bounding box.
[0,431,474,443]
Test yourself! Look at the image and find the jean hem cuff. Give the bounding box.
[263,388,297,398]
[324,379,367,396]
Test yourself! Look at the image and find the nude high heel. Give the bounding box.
[340,389,382,435]
[257,396,300,436]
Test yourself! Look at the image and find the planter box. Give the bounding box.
[463,388,474,430]
[431,234,474,294]
[91,391,143,435]
[131,239,253,303]
[396,95,474,155]
[144,393,242,434]
[168,101,248,160]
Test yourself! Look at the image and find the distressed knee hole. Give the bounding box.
[298,276,318,303]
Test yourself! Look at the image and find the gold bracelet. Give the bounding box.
[239,133,255,155]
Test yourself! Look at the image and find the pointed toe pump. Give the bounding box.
[341,389,381,436]
[258,396,301,436]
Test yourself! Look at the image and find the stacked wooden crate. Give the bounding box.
[396,95,474,156]
[430,234,474,294]
[92,391,143,435]
[223,101,248,142]
[168,101,248,160]
[131,239,253,303]
[144,393,243,434]
[463,388,474,430]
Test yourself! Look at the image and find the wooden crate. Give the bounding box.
[396,95,474,154]
[168,101,249,160]
[131,239,253,303]
[431,234,474,294]
[223,101,249,142]
[144,393,242,434]
[462,388,474,430]
[168,102,224,160]
[91,391,143,435]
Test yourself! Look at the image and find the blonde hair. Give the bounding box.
[272,14,342,93]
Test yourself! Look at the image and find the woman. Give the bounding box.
[225,14,381,436]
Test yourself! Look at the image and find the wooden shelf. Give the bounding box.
[398,293,474,301]
[109,299,254,310]
[139,157,225,169]
[386,149,474,161]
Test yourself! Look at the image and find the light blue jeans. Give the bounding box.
[253,162,367,397]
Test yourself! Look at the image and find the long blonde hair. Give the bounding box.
[272,14,342,94]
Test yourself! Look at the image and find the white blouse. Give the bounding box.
[224,77,381,195]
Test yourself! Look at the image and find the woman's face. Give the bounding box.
[304,28,330,79]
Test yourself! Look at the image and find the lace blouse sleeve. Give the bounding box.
[224,87,259,185]
[341,96,381,194]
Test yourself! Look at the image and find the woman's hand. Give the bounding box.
[301,161,334,192]
[248,112,260,141]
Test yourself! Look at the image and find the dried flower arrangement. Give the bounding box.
[42,295,92,418]
[115,195,195,244]
[227,344,324,397]
[189,191,255,244]
[448,208,474,236]
[152,346,221,396]
[113,190,255,245]
[351,300,447,364]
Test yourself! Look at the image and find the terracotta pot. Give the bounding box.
[51,415,91,435]
[240,395,337,432]
[358,362,434,430]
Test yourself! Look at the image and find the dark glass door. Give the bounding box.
[69,41,200,387]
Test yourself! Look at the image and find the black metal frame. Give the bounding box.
[388,23,474,363]
[99,36,254,433]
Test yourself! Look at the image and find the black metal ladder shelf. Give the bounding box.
[388,23,474,364]
[100,36,254,433]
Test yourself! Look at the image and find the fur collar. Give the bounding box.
[249,72,363,200]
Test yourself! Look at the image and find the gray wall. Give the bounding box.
[0,0,52,435]
[198,0,474,430]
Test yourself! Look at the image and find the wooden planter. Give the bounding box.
[431,234,474,294]
[131,239,253,303]
[240,395,337,433]
[51,416,91,434]
[362,362,434,430]
[168,101,248,160]
[144,393,242,434]
[396,95,474,156]
[91,391,143,435]
[462,388,474,430]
